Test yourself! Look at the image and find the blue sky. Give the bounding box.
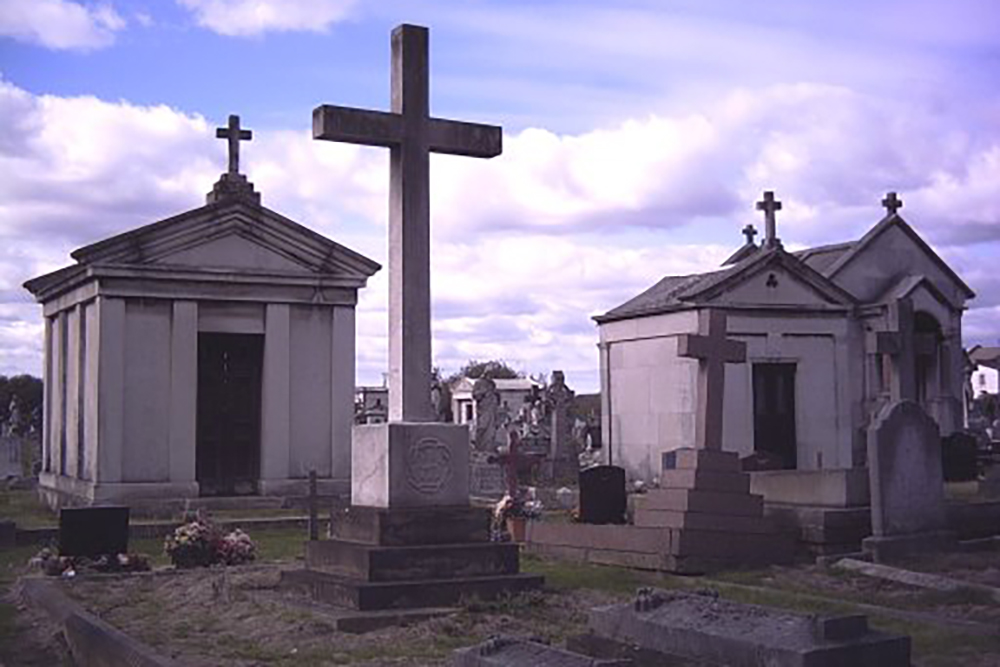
[1,0,999,392]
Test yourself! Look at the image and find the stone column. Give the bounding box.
[49,311,65,477]
[260,303,291,483]
[330,306,355,483]
[598,342,612,465]
[168,301,198,483]
[96,297,125,484]
[41,316,53,473]
[64,306,81,479]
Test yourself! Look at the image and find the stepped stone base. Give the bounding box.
[280,505,543,611]
[765,503,872,556]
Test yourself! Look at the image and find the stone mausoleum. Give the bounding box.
[596,192,973,510]
[25,116,379,508]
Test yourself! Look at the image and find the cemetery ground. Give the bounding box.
[2,490,1000,665]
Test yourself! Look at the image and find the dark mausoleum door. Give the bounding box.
[752,363,797,469]
[196,333,264,496]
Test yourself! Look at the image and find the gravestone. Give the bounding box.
[473,378,503,452]
[941,432,978,482]
[452,636,630,666]
[545,371,578,480]
[470,452,507,499]
[59,506,129,558]
[863,400,954,561]
[578,466,626,524]
[585,589,910,666]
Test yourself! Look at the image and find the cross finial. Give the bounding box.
[755,191,782,248]
[742,223,758,245]
[216,114,252,175]
[881,191,903,216]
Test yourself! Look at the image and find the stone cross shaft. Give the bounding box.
[882,191,903,215]
[313,24,502,422]
[678,309,747,451]
[216,114,252,175]
[875,297,931,403]
[755,191,782,247]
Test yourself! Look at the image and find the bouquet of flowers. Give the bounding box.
[164,515,257,568]
[491,493,543,541]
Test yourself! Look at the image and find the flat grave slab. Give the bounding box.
[588,589,910,667]
[451,636,631,666]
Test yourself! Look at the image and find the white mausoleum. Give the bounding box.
[25,117,380,507]
[595,192,973,507]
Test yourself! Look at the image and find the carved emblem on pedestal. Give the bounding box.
[406,437,452,495]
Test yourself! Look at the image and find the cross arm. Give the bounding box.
[313,105,403,147]
[428,118,502,158]
[678,334,747,363]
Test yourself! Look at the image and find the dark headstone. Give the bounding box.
[59,506,129,558]
[0,520,15,548]
[579,466,626,524]
[941,432,978,482]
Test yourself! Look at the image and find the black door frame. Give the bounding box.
[751,362,798,470]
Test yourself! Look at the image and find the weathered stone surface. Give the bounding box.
[659,468,750,494]
[306,540,520,582]
[863,400,954,560]
[633,509,773,534]
[749,468,870,508]
[452,636,631,666]
[329,505,491,546]
[589,590,911,667]
[662,448,740,472]
[635,488,763,516]
[352,422,471,508]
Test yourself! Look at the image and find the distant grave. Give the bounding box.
[578,465,626,524]
[59,506,129,558]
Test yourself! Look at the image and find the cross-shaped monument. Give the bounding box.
[874,297,936,403]
[756,191,782,248]
[314,24,502,423]
[678,309,747,450]
[882,191,903,216]
[742,223,758,245]
[216,114,252,175]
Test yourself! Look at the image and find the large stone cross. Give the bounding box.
[882,191,903,215]
[755,190,782,247]
[678,310,747,451]
[875,297,935,403]
[216,114,252,175]
[313,24,502,422]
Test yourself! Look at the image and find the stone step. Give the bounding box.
[634,509,774,534]
[329,505,490,546]
[635,489,764,516]
[305,539,520,582]
[662,448,741,473]
[660,469,750,494]
[670,527,795,561]
[280,569,544,611]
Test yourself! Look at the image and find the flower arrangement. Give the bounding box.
[491,493,543,541]
[28,547,151,577]
[164,514,257,568]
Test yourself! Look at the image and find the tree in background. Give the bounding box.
[446,359,523,385]
[0,375,43,436]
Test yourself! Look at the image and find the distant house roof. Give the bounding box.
[449,376,541,394]
[970,346,1000,369]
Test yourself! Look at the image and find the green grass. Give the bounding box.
[521,553,667,594]
[0,488,57,528]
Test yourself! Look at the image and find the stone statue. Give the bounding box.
[545,370,577,480]
[472,377,501,452]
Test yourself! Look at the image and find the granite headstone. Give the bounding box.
[578,465,626,525]
[59,506,129,558]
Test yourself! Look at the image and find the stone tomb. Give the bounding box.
[863,400,955,561]
[582,589,910,667]
[452,636,630,666]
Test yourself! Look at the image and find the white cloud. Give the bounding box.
[176,0,356,37]
[0,0,125,50]
[2,78,999,389]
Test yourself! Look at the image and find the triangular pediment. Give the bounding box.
[826,214,974,304]
[685,247,856,309]
[71,201,380,279]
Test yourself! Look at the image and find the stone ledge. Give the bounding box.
[21,576,179,667]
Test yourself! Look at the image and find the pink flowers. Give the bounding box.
[164,515,257,568]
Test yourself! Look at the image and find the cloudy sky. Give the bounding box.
[1,0,998,392]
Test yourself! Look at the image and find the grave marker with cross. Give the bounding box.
[678,309,747,451]
[756,191,782,248]
[742,223,758,245]
[875,297,937,403]
[216,114,252,175]
[313,24,502,423]
[882,191,903,216]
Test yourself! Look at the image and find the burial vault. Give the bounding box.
[595,191,974,507]
[25,115,380,507]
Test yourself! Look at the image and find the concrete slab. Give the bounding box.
[451,636,631,666]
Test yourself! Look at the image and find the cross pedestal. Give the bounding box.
[632,308,794,573]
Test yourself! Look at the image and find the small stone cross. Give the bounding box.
[755,190,782,247]
[742,223,758,245]
[216,114,252,175]
[882,191,903,216]
[313,24,502,422]
[678,310,747,451]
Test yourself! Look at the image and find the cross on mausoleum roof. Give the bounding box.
[742,223,758,245]
[216,114,252,175]
[313,24,502,422]
[678,309,747,451]
[755,191,782,248]
[882,191,903,216]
